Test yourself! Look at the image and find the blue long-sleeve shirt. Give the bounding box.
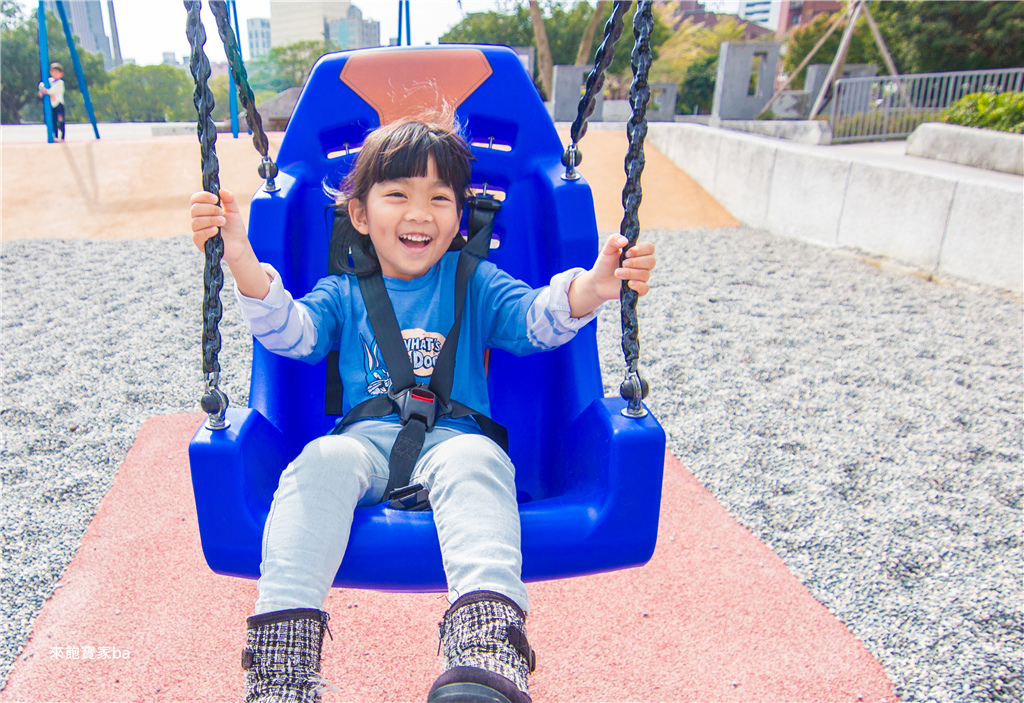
[235,251,598,432]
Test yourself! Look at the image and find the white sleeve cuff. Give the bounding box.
[526,268,603,350]
[233,263,319,357]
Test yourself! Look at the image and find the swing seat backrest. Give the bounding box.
[189,45,665,590]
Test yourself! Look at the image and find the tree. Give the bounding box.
[1,5,108,124]
[440,3,534,47]
[528,1,554,98]
[677,52,716,115]
[649,15,746,85]
[783,11,883,89]
[442,1,670,100]
[872,1,1024,74]
[268,40,334,89]
[90,64,193,122]
[575,0,609,65]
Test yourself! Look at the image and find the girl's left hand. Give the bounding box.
[592,233,657,299]
[568,234,657,318]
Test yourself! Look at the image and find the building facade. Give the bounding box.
[736,1,782,30]
[268,0,380,50]
[247,17,272,58]
[326,5,380,50]
[776,0,843,34]
[44,0,121,70]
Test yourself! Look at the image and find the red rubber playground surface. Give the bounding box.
[1,413,898,702]
[1,130,899,702]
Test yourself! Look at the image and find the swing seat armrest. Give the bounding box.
[189,408,290,579]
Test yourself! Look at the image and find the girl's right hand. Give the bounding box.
[189,189,250,266]
[189,188,273,300]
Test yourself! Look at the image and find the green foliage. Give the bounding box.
[1,7,109,124]
[90,64,194,122]
[941,92,1024,134]
[676,53,716,115]
[784,2,1024,91]
[831,108,934,140]
[267,40,334,89]
[872,1,1024,75]
[784,12,884,90]
[2,0,22,28]
[441,1,670,91]
[441,2,534,49]
[584,2,672,75]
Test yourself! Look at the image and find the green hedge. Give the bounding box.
[941,92,1024,133]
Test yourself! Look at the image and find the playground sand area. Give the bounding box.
[1,129,1021,702]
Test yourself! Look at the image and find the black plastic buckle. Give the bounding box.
[388,483,431,511]
[389,386,441,430]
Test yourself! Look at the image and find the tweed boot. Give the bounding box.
[242,608,331,703]
[427,591,536,703]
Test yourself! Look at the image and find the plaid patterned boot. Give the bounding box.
[427,591,536,703]
[242,608,331,703]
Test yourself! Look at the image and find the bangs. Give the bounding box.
[361,120,474,208]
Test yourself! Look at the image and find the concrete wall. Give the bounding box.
[552,65,603,122]
[647,122,1024,292]
[907,123,1024,176]
[711,42,782,121]
[603,83,681,122]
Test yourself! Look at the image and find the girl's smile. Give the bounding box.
[348,157,461,280]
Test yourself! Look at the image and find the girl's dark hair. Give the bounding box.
[328,115,474,275]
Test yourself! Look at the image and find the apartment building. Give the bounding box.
[43,0,122,69]
[246,18,272,59]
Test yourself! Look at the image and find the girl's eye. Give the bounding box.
[433,193,453,202]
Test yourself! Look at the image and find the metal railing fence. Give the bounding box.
[829,67,1024,143]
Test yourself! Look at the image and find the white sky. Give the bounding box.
[22,0,505,66]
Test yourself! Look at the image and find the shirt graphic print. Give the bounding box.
[361,329,447,396]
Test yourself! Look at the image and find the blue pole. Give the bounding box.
[405,0,411,46]
[37,1,54,143]
[397,0,403,45]
[229,0,247,135]
[55,1,100,139]
[227,0,239,138]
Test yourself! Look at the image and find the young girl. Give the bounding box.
[190,116,656,703]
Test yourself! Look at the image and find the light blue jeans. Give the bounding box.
[254,420,529,615]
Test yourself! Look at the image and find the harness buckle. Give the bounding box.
[389,385,443,430]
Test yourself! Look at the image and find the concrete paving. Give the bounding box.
[0,122,735,240]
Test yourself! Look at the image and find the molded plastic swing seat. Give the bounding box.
[188,45,666,591]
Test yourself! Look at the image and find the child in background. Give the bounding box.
[190,115,656,703]
[38,62,65,142]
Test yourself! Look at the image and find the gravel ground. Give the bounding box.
[2,229,1022,702]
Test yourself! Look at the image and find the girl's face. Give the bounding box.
[348,156,461,280]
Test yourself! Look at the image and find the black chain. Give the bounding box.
[564,0,631,176]
[208,0,278,188]
[185,0,229,429]
[617,0,653,417]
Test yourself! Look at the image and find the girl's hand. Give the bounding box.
[189,189,250,266]
[594,233,656,298]
[189,188,272,300]
[568,234,657,318]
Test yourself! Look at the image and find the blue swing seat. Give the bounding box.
[188,45,666,591]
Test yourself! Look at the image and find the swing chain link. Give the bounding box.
[563,1,630,179]
[208,0,278,191]
[618,0,654,419]
[186,0,229,430]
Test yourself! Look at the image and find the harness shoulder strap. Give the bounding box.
[336,196,505,507]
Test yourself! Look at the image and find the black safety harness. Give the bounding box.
[330,195,507,511]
